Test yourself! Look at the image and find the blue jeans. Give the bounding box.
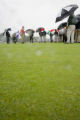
[7,37,10,44]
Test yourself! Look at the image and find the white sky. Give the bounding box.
[0,0,80,33]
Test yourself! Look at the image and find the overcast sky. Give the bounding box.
[0,0,80,32]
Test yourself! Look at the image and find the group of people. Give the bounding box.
[4,13,79,44]
[5,26,25,44]
[66,12,77,43]
[56,12,78,44]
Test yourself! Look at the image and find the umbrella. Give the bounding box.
[50,29,55,32]
[55,4,78,22]
[48,29,55,34]
[26,29,35,35]
[26,29,35,32]
[36,27,45,32]
[7,28,11,31]
[57,22,67,30]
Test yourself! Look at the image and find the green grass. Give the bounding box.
[0,43,80,120]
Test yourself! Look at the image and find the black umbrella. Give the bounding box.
[26,29,35,32]
[26,29,35,36]
[56,4,78,22]
[3,28,11,35]
[7,28,11,31]
[57,22,67,30]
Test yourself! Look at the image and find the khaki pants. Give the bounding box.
[21,34,25,43]
[67,25,75,43]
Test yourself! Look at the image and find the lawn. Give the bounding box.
[0,43,80,120]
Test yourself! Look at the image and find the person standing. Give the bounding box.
[62,27,67,43]
[20,26,25,43]
[67,13,76,43]
[6,30,10,44]
[54,29,59,42]
[12,33,17,43]
[50,32,53,42]
[75,22,80,42]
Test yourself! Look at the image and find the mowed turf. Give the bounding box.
[0,43,80,120]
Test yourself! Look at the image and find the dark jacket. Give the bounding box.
[54,30,58,35]
[6,31,10,38]
[68,14,77,26]
[76,22,80,29]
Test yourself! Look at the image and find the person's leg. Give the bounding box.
[74,30,77,42]
[62,35,63,42]
[63,35,64,42]
[56,35,59,42]
[50,35,53,42]
[59,35,62,42]
[71,31,74,43]
[67,26,71,43]
[71,25,75,43]
[7,37,9,44]
[6,37,8,43]
[32,37,33,43]
[32,34,34,43]
[30,36,31,43]
[54,35,57,42]
[77,29,79,42]
[21,34,25,43]
[43,35,46,42]
[40,36,42,42]
[31,35,33,43]
[21,35,23,43]
[23,34,25,43]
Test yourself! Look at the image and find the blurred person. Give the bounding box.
[48,29,55,42]
[75,22,80,42]
[12,33,17,43]
[20,26,25,43]
[6,30,10,44]
[50,32,53,42]
[36,28,46,42]
[63,27,67,43]
[59,27,67,43]
[26,29,35,43]
[54,29,59,42]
